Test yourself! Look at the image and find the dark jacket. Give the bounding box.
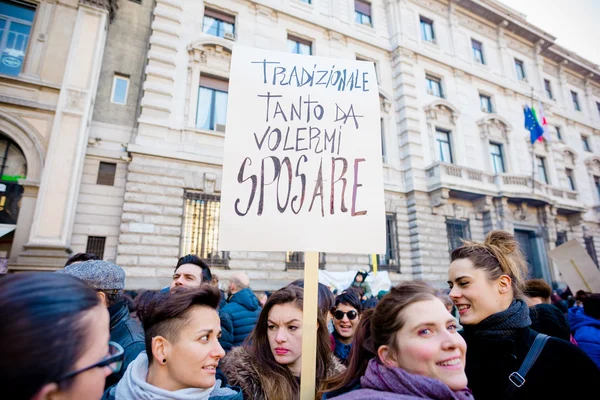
[462,326,600,399]
[569,306,600,368]
[221,288,262,347]
[221,346,345,400]
[219,310,234,352]
[106,301,146,389]
[529,303,570,341]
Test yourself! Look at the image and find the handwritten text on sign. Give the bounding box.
[219,46,385,254]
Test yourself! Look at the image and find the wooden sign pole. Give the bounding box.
[300,251,319,400]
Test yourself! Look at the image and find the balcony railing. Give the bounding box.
[425,162,580,208]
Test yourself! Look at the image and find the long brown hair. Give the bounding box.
[451,230,528,299]
[318,281,438,397]
[247,284,332,400]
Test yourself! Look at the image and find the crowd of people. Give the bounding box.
[0,230,599,400]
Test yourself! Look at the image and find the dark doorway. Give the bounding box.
[514,229,543,279]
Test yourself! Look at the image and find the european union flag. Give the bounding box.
[524,105,544,144]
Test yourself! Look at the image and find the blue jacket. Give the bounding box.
[221,288,262,347]
[568,306,600,368]
[106,301,145,389]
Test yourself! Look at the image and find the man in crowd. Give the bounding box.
[169,254,234,351]
[221,272,262,347]
[58,259,145,389]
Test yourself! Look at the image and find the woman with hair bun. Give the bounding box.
[448,230,599,399]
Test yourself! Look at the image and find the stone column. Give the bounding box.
[557,60,570,109]
[8,181,38,267]
[19,3,109,268]
[496,21,511,80]
[493,197,514,233]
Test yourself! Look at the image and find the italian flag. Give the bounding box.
[533,102,551,142]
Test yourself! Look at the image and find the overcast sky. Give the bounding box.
[497,0,600,65]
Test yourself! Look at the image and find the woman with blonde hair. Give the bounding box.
[221,284,343,400]
[448,230,599,399]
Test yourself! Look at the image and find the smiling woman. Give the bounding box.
[448,230,600,399]
[103,285,242,400]
[318,281,473,400]
[220,285,344,400]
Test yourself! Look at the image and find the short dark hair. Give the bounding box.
[524,279,552,302]
[175,254,212,283]
[99,290,124,307]
[583,293,600,320]
[0,273,101,398]
[289,279,335,318]
[334,291,363,313]
[65,252,100,266]
[137,284,221,364]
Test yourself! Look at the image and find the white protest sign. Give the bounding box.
[549,239,600,293]
[219,45,386,254]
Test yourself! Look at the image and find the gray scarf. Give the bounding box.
[115,352,215,400]
[464,299,531,338]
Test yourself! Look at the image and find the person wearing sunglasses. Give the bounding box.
[105,284,243,400]
[331,291,363,366]
[0,273,124,400]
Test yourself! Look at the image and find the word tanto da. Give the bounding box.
[252,59,371,92]
[233,155,367,218]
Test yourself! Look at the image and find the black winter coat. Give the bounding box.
[106,302,146,389]
[462,326,600,400]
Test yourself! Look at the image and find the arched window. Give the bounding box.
[0,133,26,225]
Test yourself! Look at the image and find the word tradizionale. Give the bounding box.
[252,59,371,92]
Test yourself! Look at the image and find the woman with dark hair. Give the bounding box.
[319,281,473,400]
[448,230,599,399]
[331,291,363,366]
[0,273,123,400]
[221,285,344,400]
[105,285,242,400]
[290,279,336,335]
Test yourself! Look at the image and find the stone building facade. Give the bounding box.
[6,0,600,291]
[0,0,113,271]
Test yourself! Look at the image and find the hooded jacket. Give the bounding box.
[568,306,600,368]
[221,288,262,346]
[221,346,345,400]
[103,352,242,400]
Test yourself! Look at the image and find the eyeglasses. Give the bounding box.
[57,341,124,381]
[333,310,359,321]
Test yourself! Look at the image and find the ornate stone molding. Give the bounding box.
[424,99,460,124]
[506,37,532,56]
[562,147,577,166]
[477,114,513,143]
[203,173,217,194]
[543,63,558,77]
[584,156,600,175]
[64,89,87,114]
[456,12,496,40]
[566,73,585,88]
[80,0,118,21]
[412,0,446,16]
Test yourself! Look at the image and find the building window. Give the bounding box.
[86,236,106,260]
[196,75,228,132]
[202,8,235,39]
[436,128,453,163]
[446,218,471,253]
[426,75,443,98]
[582,135,591,152]
[287,36,312,55]
[356,56,379,83]
[536,156,548,184]
[515,59,526,81]
[595,176,600,201]
[571,91,581,111]
[565,168,576,191]
[0,0,35,76]
[544,79,553,100]
[97,162,117,186]
[285,251,326,270]
[480,94,493,113]
[490,142,505,173]
[472,39,484,64]
[354,0,372,26]
[555,126,562,141]
[298,0,311,3]
[584,237,599,269]
[420,16,435,43]
[373,213,399,271]
[181,192,229,268]
[110,74,129,105]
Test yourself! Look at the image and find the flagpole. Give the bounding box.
[530,86,535,194]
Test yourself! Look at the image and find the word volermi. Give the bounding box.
[251,59,371,92]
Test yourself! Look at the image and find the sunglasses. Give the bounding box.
[58,341,124,381]
[333,310,359,321]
